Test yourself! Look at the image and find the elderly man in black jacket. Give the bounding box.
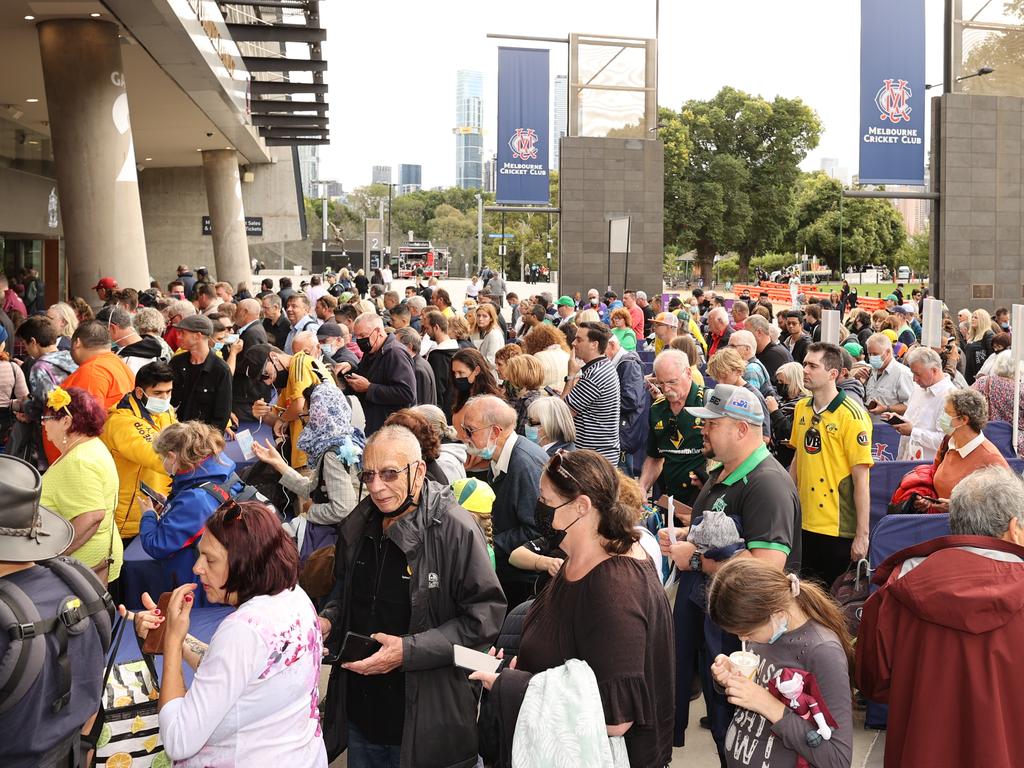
[319,425,505,767]
[338,312,416,435]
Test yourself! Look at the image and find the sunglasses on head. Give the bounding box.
[219,498,246,525]
[550,450,582,488]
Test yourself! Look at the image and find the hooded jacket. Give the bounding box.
[101,392,176,538]
[426,337,459,420]
[138,455,242,606]
[117,336,170,373]
[856,534,1024,768]
[610,348,646,454]
[319,480,506,767]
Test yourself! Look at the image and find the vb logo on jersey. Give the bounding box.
[857,431,869,446]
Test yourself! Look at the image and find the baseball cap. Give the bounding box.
[557,296,575,307]
[685,384,764,426]
[675,308,691,326]
[316,322,344,339]
[843,340,864,358]
[451,477,495,516]
[173,315,214,336]
[654,311,679,328]
[93,277,118,291]
[885,293,898,302]
[882,328,898,343]
[891,305,910,316]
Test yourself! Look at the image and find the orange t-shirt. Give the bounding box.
[47,353,134,463]
[62,352,135,409]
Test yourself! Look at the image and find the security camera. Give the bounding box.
[136,163,144,172]
[206,132,214,138]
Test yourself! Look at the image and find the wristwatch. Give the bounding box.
[689,551,702,573]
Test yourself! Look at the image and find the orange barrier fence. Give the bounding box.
[733,284,886,313]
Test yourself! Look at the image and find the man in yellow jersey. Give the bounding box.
[790,342,873,586]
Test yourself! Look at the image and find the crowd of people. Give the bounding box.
[1,265,1023,768]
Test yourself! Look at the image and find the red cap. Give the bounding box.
[93,277,118,291]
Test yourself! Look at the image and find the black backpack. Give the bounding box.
[0,557,114,715]
[198,471,284,522]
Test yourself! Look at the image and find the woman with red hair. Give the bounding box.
[125,501,327,766]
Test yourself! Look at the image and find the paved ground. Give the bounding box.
[323,673,886,767]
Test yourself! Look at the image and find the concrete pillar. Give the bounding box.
[37,20,151,299]
[201,150,251,288]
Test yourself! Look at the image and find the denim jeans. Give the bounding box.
[347,721,401,768]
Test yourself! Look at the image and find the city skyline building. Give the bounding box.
[454,69,484,189]
[372,165,392,185]
[297,145,320,199]
[399,163,422,195]
[483,153,496,194]
[553,74,567,170]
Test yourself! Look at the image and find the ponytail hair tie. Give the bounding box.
[787,572,801,597]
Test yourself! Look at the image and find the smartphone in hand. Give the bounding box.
[339,632,382,663]
[141,592,173,655]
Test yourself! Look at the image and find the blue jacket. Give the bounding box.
[612,349,648,454]
[138,455,242,606]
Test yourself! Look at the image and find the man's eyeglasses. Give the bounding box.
[462,423,494,438]
[550,450,582,488]
[526,418,541,427]
[358,464,413,485]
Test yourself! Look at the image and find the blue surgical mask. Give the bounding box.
[225,334,239,345]
[144,395,171,415]
[868,354,884,370]
[768,613,789,644]
[321,343,335,357]
[525,424,540,443]
[465,430,497,461]
[214,341,224,352]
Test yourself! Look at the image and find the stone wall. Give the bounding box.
[138,146,307,287]
[558,137,664,299]
[933,93,1024,309]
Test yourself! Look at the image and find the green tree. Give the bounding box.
[662,88,821,284]
[791,172,906,272]
[896,228,930,276]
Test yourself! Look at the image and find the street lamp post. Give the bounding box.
[475,193,483,274]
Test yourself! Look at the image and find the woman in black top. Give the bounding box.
[963,308,995,385]
[353,269,369,298]
[473,450,674,767]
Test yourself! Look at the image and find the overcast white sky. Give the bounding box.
[318,0,944,190]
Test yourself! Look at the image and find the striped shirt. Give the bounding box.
[566,357,620,463]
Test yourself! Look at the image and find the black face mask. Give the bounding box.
[535,498,580,550]
[273,366,289,390]
[454,376,472,394]
[356,331,375,355]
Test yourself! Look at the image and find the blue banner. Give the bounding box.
[497,47,550,204]
[859,0,926,185]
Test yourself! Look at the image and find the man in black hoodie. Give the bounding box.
[104,307,168,373]
[421,311,460,420]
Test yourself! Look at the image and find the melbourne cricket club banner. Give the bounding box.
[497,47,550,204]
[859,0,926,185]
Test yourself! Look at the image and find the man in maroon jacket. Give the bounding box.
[857,465,1024,768]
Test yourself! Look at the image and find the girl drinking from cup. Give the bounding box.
[708,559,854,768]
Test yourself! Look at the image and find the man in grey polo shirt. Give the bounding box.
[864,332,914,418]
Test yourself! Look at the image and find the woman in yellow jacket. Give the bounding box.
[100,361,177,539]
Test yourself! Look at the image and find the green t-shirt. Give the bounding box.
[646,384,706,504]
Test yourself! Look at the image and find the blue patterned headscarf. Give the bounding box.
[296,384,364,468]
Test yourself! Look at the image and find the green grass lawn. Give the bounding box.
[810,280,929,298]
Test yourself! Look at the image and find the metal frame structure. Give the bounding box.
[568,33,657,138]
[219,0,329,145]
